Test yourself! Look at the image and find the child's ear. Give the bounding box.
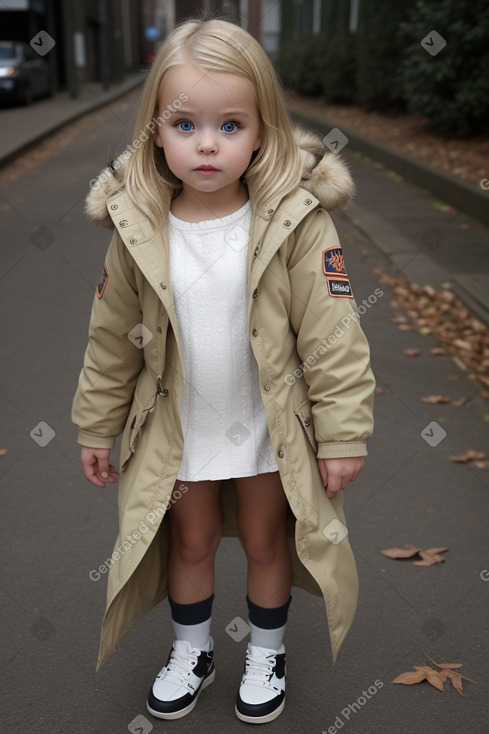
[253,133,261,151]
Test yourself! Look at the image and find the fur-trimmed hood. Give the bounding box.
[85,126,355,228]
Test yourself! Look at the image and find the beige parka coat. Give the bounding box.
[72,129,375,671]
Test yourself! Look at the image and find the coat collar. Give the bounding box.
[106,185,319,330]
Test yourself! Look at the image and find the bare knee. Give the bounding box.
[172,526,221,566]
[239,531,283,567]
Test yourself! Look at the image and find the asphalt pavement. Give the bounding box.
[1,88,489,734]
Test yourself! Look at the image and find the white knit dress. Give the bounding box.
[169,201,279,482]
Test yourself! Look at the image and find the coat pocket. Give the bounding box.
[119,390,157,469]
[294,399,318,454]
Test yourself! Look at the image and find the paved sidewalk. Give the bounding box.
[0,73,145,166]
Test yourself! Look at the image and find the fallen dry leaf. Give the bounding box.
[453,339,472,351]
[452,356,467,371]
[392,670,427,685]
[421,395,452,404]
[426,670,445,691]
[442,670,464,695]
[423,654,478,695]
[393,655,477,696]
[413,554,445,567]
[451,397,471,407]
[381,545,448,566]
[404,348,421,357]
[380,544,421,559]
[473,460,489,469]
[392,315,408,324]
[392,666,444,691]
[413,547,449,567]
[430,347,446,356]
[375,386,385,395]
[423,547,450,555]
[376,274,489,396]
[449,449,486,463]
[424,654,463,670]
[0,448,8,457]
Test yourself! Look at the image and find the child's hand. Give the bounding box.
[81,447,119,488]
[317,457,365,499]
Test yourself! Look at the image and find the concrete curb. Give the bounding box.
[0,73,145,169]
[288,109,489,230]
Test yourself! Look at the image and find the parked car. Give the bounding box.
[0,40,53,106]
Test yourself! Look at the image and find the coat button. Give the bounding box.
[252,288,258,298]
[110,204,118,210]
[119,220,128,227]
[264,384,271,391]
[254,246,259,256]
[304,418,311,427]
[129,237,137,245]
[278,450,284,458]
[304,198,312,205]
[156,377,168,396]
[284,220,291,227]
[252,328,258,337]
[160,282,167,290]
[157,326,163,334]
[267,208,274,215]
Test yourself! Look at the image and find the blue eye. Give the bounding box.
[177,120,194,132]
[221,121,238,133]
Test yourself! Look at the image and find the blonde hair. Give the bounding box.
[125,19,302,229]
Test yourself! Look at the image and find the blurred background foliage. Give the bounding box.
[277,0,489,135]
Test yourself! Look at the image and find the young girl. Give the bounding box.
[72,18,375,725]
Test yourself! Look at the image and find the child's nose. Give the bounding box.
[197,134,218,154]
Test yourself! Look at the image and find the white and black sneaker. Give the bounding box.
[147,637,215,720]
[235,643,286,724]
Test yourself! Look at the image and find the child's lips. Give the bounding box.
[195,165,220,175]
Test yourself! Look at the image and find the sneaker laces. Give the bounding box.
[243,648,276,688]
[158,645,198,685]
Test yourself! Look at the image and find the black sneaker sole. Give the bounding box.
[147,667,215,720]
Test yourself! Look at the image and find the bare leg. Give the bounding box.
[167,479,222,604]
[234,471,292,607]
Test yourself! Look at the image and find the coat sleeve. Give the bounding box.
[287,208,375,458]
[71,230,145,449]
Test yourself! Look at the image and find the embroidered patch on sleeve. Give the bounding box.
[97,261,109,299]
[327,278,354,298]
[322,247,354,298]
[322,247,348,278]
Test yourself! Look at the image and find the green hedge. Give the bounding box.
[277,29,357,104]
[277,0,489,135]
[355,1,410,109]
[398,0,489,134]
[277,33,326,97]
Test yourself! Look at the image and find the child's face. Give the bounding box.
[155,62,261,201]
